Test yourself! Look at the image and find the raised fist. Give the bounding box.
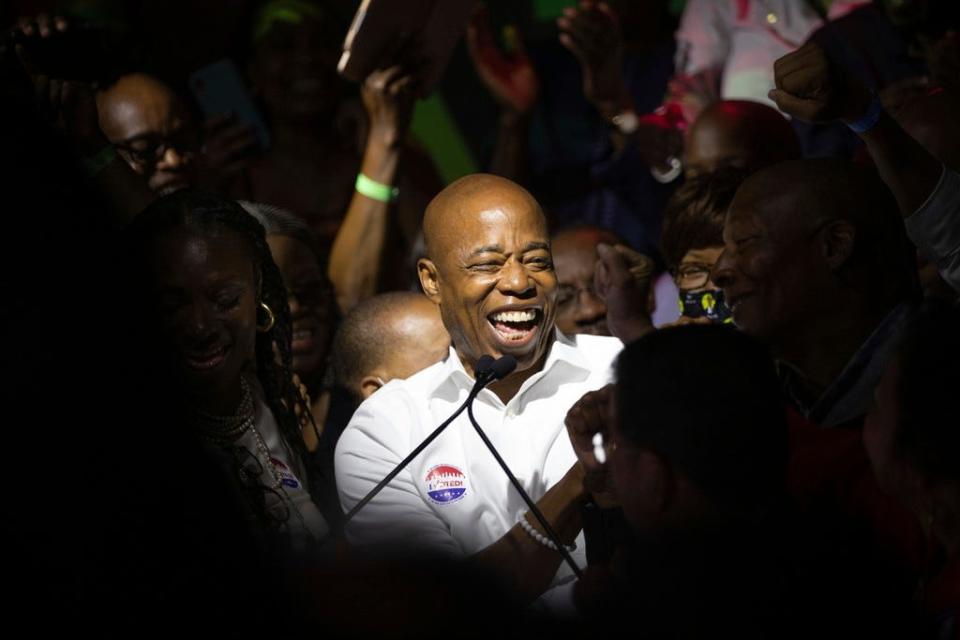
[769,42,872,124]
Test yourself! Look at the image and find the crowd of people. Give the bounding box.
[3,0,960,637]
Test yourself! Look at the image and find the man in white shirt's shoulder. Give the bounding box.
[335,173,651,601]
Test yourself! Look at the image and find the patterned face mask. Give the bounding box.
[678,288,733,324]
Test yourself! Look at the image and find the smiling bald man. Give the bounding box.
[334,174,625,601]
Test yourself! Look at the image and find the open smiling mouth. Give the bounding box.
[184,344,230,371]
[488,308,542,348]
[292,326,317,352]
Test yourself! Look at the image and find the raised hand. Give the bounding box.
[769,42,873,124]
[197,113,260,186]
[466,3,539,115]
[12,15,108,153]
[361,64,419,148]
[557,1,628,115]
[594,243,655,344]
[566,384,618,507]
[15,13,69,38]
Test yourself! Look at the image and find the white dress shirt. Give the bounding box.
[675,0,866,110]
[334,331,622,578]
[245,379,330,551]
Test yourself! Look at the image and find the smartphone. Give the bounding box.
[189,58,270,150]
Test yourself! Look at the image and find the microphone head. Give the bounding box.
[489,355,517,380]
[475,355,496,378]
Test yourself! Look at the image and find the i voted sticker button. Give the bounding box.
[425,464,467,505]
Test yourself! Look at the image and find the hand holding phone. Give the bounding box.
[190,59,270,151]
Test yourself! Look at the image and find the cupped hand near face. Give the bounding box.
[466,3,539,115]
[593,243,655,344]
[196,113,260,186]
[565,384,618,507]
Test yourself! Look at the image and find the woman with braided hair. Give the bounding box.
[125,189,331,556]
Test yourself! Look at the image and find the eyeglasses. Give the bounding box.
[673,261,713,291]
[557,283,601,308]
[114,128,200,168]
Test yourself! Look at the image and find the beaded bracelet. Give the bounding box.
[355,173,399,203]
[846,96,883,135]
[517,512,576,552]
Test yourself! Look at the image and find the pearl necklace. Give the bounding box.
[192,376,255,444]
[192,376,319,545]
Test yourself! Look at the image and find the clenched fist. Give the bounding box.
[769,42,873,125]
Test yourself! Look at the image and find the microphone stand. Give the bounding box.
[466,400,584,579]
[328,354,585,581]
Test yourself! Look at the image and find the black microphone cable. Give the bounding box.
[325,355,498,544]
[466,355,584,579]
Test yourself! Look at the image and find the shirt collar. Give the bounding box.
[780,301,915,427]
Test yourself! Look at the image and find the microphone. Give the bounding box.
[474,354,496,381]
[333,354,504,535]
[487,354,517,381]
[466,354,583,578]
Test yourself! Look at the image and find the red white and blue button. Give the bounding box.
[425,464,467,505]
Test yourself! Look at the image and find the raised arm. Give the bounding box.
[465,3,538,184]
[769,42,960,291]
[558,1,683,174]
[327,65,417,312]
[769,42,942,218]
[13,16,154,223]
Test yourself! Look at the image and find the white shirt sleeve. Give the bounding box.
[334,395,463,558]
[674,0,730,76]
[904,165,960,293]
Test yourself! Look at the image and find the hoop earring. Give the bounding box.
[257,302,275,332]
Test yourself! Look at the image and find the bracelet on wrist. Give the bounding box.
[846,95,883,134]
[355,173,399,203]
[517,512,576,553]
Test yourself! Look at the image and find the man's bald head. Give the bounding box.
[684,100,800,179]
[713,158,917,343]
[422,174,546,262]
[737,159,903,246]
[417,173,558,383]
[331,292,450,402]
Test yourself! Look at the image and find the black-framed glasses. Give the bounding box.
[114,128,200,168]
[673,261,713,291]
[557,283,600,308]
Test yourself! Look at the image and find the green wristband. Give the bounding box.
[81,145,118,178]
[355,173,399,203]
